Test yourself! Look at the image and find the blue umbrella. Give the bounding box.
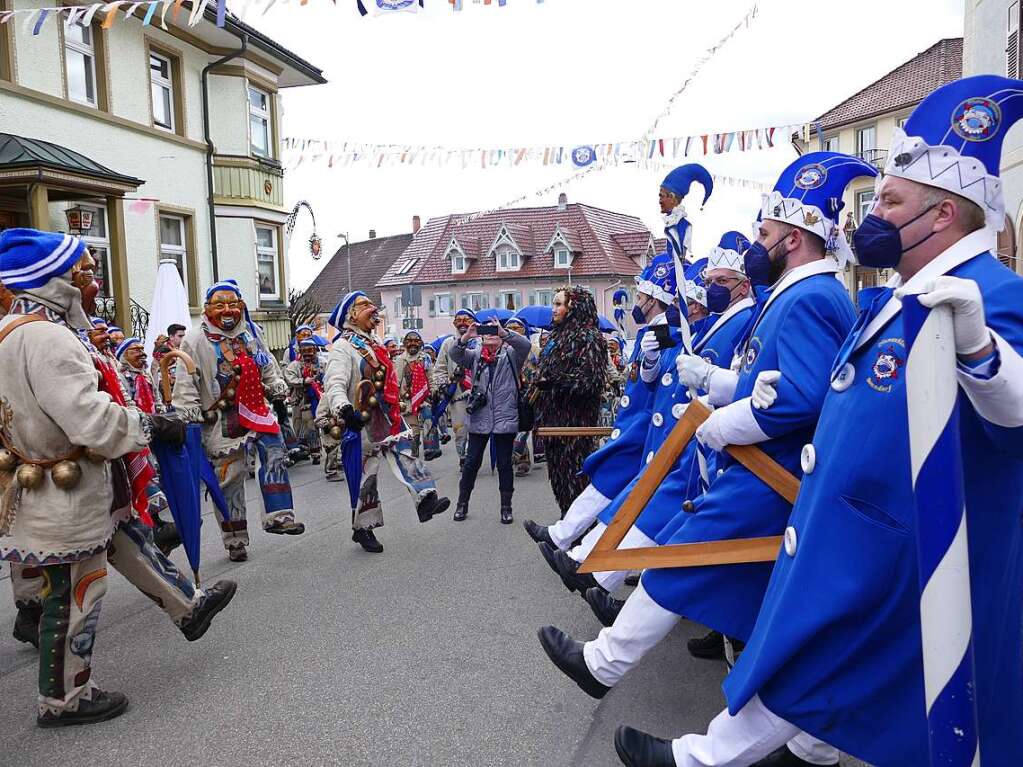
[199,453,229,520]
[150,424,205,584]
[514,305,552,329]
[429,334,451,353]
[475,307,514,323]
[598,314,616,332]
[341,428,362,512]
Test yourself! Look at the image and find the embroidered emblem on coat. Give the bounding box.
[742,337,762,373]
[866,338,906,394]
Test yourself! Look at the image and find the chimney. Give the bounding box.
[368,229,376,239]
[557,192,568,212]
[412,215,421,234]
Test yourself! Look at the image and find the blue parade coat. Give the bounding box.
[641,262,855,641]
[581,324,661,498]
[723,234,1023,766]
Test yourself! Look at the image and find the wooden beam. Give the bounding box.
[27,184,49,229]
[106,196,131,332]
[535,427,613,438]
[579,536,783,574]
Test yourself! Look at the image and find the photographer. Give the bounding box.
[449,320,532,524]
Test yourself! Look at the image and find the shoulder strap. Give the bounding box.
[0,314,48,346]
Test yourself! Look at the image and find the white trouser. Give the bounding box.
[568,521,654,592]
[582,582,679,686]
[672,696,838,766]
[548,484,610,549]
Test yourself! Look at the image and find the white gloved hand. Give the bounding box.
[751,370,781,410]
[696,398,768,451]
[676,353,714,390]
[914,276,991,357]
[640,331,661,359]
[696,406,729,452]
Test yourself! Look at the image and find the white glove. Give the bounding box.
[676,354,713,390]
[915,276,991,357]
[696,398,768,452]
[640,331,661,359]
[751,370,781,410]
[707,368,739,407]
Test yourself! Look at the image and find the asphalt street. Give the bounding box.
[1,446,868,766]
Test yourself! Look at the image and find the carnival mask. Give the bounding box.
[350,296,380,332]
[296,328,313,343]
[300,345,318,362]
[88,323,110,351]
[453,316,473,336]
[205,289,244,331]
[71,249,99,316]
[123,345,147,370]
[405,341,423,355]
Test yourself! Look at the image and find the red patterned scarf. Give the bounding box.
[235,351,279,434]
[95,357,156,526]
[408,359,429,415]
[370,341,403,436]
[131,372,156,415]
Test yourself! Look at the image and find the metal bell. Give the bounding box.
[329,426,342,440]
[51,460,83,490]
[368,396,378,407]
[218,400,229,411]
[374,381,384,390]
[16,463,44,490]
[359,410,370,420]
[0,448,17,473]
[84,447,106,463]
[374,368,385,381]
[225,387,237,400]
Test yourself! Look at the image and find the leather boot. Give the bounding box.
[13,602,41,648]
[500,490,513,524]
[37,689,129,728]
[353,528,384,553]
[453,502,468,521]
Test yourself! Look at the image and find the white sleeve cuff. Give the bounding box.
[956,329,1023,428]
[707,367,739,407]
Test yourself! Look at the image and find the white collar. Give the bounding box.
[854,228,997,352]
[663,203,687,227]
[695,296,754,352]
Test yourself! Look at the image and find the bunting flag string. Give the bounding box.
[281,120,805,171]
[0,1,185,34]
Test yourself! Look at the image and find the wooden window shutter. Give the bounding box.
[1009,2,1020,78]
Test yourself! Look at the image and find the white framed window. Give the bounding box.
[254,224,279,300]
[554,247,571,268]
[396,258,417,275]
[150,51,175,131]
[496,245,520,271]
[821,135,839,152]
[530,289,554,307]
[73,203,111,297]
[856,125,876,156]
[499,291,521,311]
[452,253,467,273]
[159,214,187,292]
[461,292,489,312]
[435,293,452,316]
[248,86,271,159]
[856,190,874,225]
[64,20,97,106]
[896,116,909,130]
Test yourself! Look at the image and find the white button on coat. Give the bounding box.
[671,403,685,419]
[831,362,855,392]
[661,373,673,387]
[620,395,630,409]
[800,444,816,474]
[652,412,664,427]
[646,451,654,464]
[784,526,798,556]
[610,428,621,440]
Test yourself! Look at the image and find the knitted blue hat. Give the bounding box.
[298,337,318,348]
[328,290,367,330]
[205,279,242,303]
[90,316,108,327]
[114,336,143,359]
[295,323,314,334]
[0,228,87,291]
[454,308,477,321]
[107,325,123,335]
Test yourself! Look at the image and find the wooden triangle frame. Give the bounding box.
[578,400,799,574]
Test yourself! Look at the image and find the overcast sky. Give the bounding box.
[239,0,965,290]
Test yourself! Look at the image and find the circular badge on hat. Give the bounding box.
[794,163,827,190]
[653,263,669,279]
[952,97,1000,142]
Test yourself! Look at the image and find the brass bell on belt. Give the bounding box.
[374,381,383,390]
[16,464,44,490]
[218,400,229,411]
[368,396,378,407]
[359,410,370,420]
[225,387,237,400]
[0,448,17,473]
[51,460,82,490]
[84,448,106,463]
[329,426,342,440]
[374,368,385,381]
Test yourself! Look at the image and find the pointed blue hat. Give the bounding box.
[634,252,678,305]
[885,74,1023,231]
[662,163,713,206]
[683,257,708,306]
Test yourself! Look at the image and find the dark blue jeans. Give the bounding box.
[458,431,515,505]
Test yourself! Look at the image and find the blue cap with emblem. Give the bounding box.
[635,252,678,305]
[761,151,878,265]
[683,257,708,307]
[707,231,750,274]
[884,74,1023,231]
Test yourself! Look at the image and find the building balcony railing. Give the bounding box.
[96,297,151,339]
[212,155,285,209]
[857,148,888,170]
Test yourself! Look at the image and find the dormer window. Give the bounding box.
[554,247,571,268]
[446,238,470,274]
[496,244,521,271]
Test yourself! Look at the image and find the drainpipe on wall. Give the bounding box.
[202,34,248,283]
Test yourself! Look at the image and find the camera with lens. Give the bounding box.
[465,389,488,415]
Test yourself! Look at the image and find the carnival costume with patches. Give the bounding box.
[394,330,439,459]
[0,229,208,722]
[430,308,477,462]
[283,339,325,464]
[542,154,873,726]
[542,255,674,550]
[681,75,1023,767]
[322,292,449,550]
[534,287,609,515]
[172,280,304,559]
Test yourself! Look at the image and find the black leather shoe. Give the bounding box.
[538,541,562,578]
[417,492,450,523]
[153,521,182,556]
[551,546,601,595]
[265,519,305,536]
[180,580,238,641]
[523,519,554,547]
[614,725,676,767]
[500,506,513,524]
[37,690,129,728]
[353,528,384,553]
[585,587,624,627]
[453,503,468,521]
[537,625,610,699]
[227,544,247,562]
[687,629,725,660]
[751,746,838,766]
[13,603,41,648]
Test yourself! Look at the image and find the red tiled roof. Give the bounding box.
[303,232,413,310]
[376,202,651,287]
[653,237,667,253]
[812,38,962,132]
